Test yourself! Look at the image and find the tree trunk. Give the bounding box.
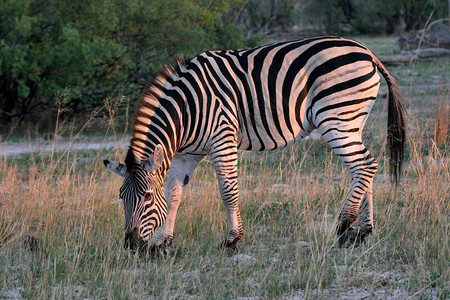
[0,81,17,129]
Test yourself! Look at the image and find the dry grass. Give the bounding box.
[0,40,449,299]
[434,102,449,145]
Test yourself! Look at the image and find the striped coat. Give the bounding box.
[103,37,406,250]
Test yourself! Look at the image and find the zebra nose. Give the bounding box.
[124,226,140,249]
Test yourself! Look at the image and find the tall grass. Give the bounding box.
[1,45,449,299]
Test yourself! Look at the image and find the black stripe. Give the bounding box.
[322,127,359,136]
[179,61,202,149]
[309,67,377,118]
[251,45,280,149]
[332,141,363,149]
[211,51,254,149]
[283,39,367,129]
[336,148,368,157]
[267,37,331,139]
[233,50,266,149]
[316,96,376,117]
[317,112,368,128]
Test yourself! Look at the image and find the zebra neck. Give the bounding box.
[128,98,180,174]
[128,60,188,167]
[125,145,172,180]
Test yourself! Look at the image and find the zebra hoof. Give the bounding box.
[162,236,173,248]
[338,226,372,248]
[336,219,353,236]
[226,247,238,256]
[220,240,239,256]
[339,228,357,248]
[141,244,171,257]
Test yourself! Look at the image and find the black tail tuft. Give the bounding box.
[385,71,406,187]
[373,56,406,187]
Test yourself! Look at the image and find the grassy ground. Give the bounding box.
[0,37,449,299]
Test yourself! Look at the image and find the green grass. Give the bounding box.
[351,35,399,56]
[0,36,449,299]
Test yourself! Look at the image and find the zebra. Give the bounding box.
[102,36,406,251]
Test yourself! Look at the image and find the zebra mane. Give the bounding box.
[126,57,189,174]
[125,149,137,174]
[143,57,188,102]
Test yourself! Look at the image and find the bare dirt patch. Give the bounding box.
[0,137,128,157]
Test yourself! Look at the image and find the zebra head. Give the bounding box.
[102,145,167,250]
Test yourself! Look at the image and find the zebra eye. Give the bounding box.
[144,192,153,201]
[143,192,155,205]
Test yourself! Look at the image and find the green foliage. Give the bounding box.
[351,0,397,34]
[303,0,449,35]
[0,0,257,129]
[302,0,349,34]
[243,0,298,35]
[351,0,448,34]
[2,0,448,130]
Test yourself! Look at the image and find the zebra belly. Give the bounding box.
[236,117,313,151]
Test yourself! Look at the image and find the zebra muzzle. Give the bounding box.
[124,226,140,250]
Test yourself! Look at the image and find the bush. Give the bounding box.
[0,0,258,129]
[302,0,449,35]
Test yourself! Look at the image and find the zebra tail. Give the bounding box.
[373,56,407,187]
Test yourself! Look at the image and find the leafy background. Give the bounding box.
[0,0,448,131]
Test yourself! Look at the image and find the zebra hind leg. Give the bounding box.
[321,128,378,247]
[339,186,375,247]
[335,181,376,248]
[338,151,378,248]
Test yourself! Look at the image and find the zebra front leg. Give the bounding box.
[156,154,205,248]
[210,138,243,254]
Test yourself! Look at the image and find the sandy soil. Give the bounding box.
[0,137,128,157]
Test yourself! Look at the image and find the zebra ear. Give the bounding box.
[143,145,164,174]
[152,145,164,173]
[102,157,127,177]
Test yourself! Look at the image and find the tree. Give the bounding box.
[0,0,257,129]
[302,0,448,35]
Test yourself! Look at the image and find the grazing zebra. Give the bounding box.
[103,36,406,251]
